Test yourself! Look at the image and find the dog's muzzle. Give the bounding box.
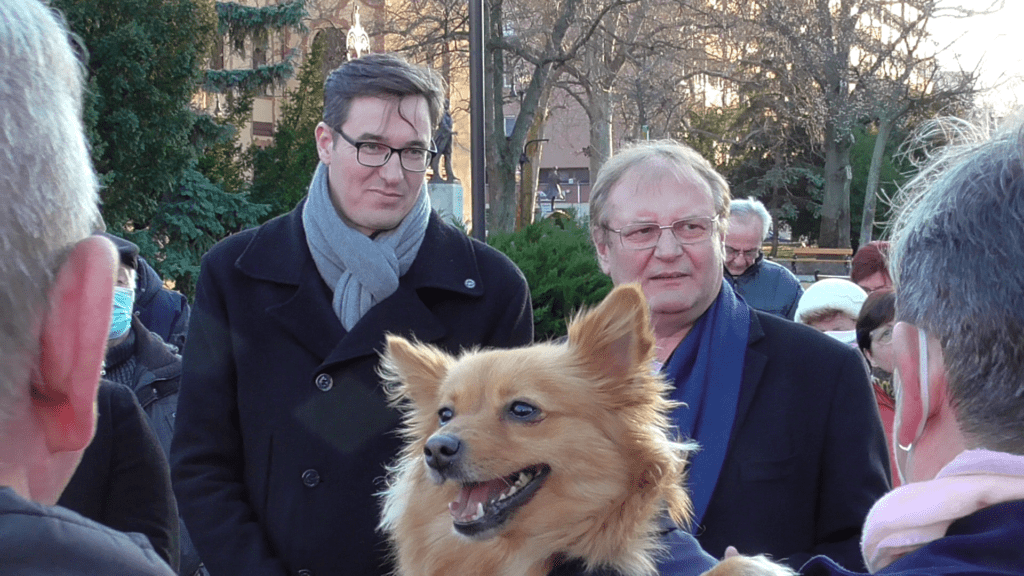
[424,433,462,475]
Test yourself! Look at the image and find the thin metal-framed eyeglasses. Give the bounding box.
[724,246,761,261]
[604,216,718,250]
[336,128,435,172]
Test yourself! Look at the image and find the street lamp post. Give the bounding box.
[518,138,549,172]
[469,0,486,241]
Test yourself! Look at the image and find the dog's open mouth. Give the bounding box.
[448,464,551,538]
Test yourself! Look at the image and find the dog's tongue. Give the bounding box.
[449,479,506,521]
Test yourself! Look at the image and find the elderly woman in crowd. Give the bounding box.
[794,278,868,346]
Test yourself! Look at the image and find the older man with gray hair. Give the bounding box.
[589,139,889,571]
[800,116,1024,575]
[0,1,174,573]
[724,198,803,320]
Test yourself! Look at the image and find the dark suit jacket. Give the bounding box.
[694,310,891,571]
[59,380,179,570]
[171,204,534,576]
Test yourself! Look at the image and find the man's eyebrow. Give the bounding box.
[351,131,431,148]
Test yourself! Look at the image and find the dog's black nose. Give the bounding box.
[424,434,461,472]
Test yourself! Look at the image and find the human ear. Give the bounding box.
[593,233,612,275]
[315,122,334,164]
[891,322,924,450]
[34,235,117,453]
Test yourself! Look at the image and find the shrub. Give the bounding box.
[488,218,612,340]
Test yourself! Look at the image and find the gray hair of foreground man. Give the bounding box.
[0,0,100,421]
[589,139,731,246]
[729,198,772,241]
[891,116,1024,454]
[323,53,447,137]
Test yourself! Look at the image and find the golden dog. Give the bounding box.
[378,284,794,576]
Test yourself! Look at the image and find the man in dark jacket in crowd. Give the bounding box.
[171,53,533,576]
[0,1,174,573]
[135,255,191,352]
[589,140,889,571]
[102,233,207,576]
[723,198,803,320]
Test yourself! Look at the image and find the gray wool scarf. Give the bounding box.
[302,162,430,330]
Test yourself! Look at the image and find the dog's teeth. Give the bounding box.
[474,502,484,520]
[517,473,528,487]
[498,484,517,501]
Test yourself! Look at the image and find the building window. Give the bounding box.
[252,121,274,138]
[211,37,224,70]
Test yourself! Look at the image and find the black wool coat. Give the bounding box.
[171,204,534,576]
[694,310,892,572]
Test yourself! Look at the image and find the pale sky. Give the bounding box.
[928,1,1022,113]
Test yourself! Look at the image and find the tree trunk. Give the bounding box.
[587,87,613,186]
[483,0,579,234]
[819,121,852,248]
[516,96,551,230]
[859,116,893,246]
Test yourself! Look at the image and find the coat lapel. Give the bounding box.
[266,262,345,361]
[323,283,446,367]
[734,310,768,432]
[236,202,344,361]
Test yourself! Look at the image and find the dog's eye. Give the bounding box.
[438,407,454,425]
[508,401,540,421]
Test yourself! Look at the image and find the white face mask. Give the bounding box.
[893,327,929,484]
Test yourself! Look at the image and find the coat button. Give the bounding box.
[301,469,321,488]
[464,278,476,289]
[314,373,333,392]
[297,570,313,576]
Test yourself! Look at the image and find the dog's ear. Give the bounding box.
[379,334,452,411]
[567,284,655,396]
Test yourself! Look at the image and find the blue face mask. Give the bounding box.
[109,286,135,340]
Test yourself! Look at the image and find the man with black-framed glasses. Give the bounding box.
[171,53,533,576]
[724,198,804,320]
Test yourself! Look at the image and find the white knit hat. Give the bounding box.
[795,278,867,324]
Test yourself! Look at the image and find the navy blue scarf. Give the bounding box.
[663,281,750,526]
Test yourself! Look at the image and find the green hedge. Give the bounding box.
[488,217,613,340]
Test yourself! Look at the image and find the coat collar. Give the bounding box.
[131,317,179,378]
[233,201,486,365]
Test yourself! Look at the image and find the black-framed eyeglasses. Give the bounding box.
[604,216,718,250]
[336,128,435,172]
[724,246,761,261]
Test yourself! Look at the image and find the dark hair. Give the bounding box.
[855,288,896,353]
[323,53,446,134]
[850,241,891,285]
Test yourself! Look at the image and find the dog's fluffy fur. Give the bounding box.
[377,284,691,576]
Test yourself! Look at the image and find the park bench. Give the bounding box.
[782,246,852,278]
